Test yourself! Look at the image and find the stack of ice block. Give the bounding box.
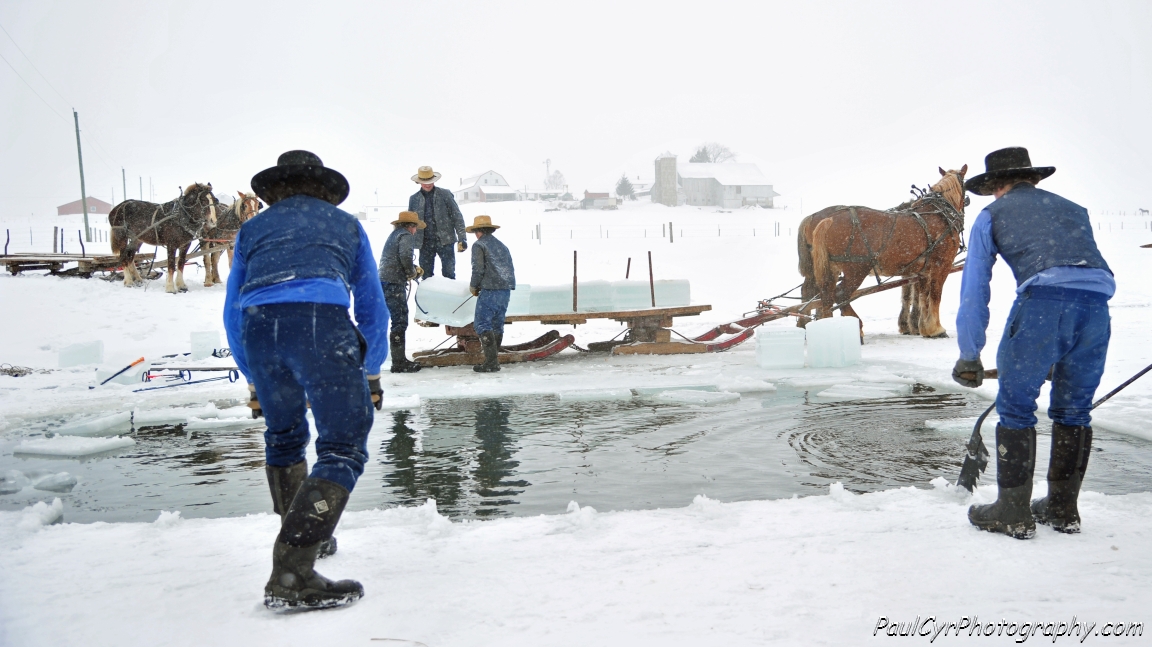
[805,317,862,368]
[756,328,806,369]
[506,284,531,316]
[575,280,613,312]
[413,276,477,327]
[529,284,574,315]
[611,281,652,309]
[653,280,690,308]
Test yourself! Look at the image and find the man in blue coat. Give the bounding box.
[409,165,467,279]
[953,147,1113,539]
[224,150,389,609]
[466,215,516,373]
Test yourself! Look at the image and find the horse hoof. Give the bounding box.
[927,331,949,339]
[178,287,189,293]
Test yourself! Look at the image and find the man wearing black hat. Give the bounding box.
[953,147,1113,539]
[224,150,390,609]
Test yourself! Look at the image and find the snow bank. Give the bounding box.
[13,435,135,458]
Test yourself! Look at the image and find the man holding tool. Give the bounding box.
[378,211,424,373]
[467,215,516,373]
[953,147,1113,539]
[224,150,389,608]
[409,165,467,279]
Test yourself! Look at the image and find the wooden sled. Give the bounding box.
[413,327,574,368]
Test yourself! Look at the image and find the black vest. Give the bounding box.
[238,195,362,293]
[988,184,1110,286]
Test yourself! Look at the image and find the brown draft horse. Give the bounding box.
[109,183,218,293]
[201,191,261,287]
[803,166,967,338]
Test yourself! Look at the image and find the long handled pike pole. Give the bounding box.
[88,357,145,389]
[452,294,475,313]
[956,361,1152,491]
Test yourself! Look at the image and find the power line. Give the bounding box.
[0,22,72,108]
[0,49,68,123]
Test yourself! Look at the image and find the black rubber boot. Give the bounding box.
[266,462,337,559]
[389,331,422,374]
[1032,423,1092,533]
[968,425,1036,540]
[495,333,503,351]
[473,330,500,373]
[264,477,363,610]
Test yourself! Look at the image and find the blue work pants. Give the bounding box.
[419,243,456,280]
[382,282,409,337]
[242,302,374,492]
[474,289,510,335]
[995,286,1111,429]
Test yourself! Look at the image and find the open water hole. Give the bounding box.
[3,385,1152,523]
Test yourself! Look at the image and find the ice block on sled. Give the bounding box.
[529,284,574,315]
[506,284,531,316]
[576,280,613,312]
[413,276,477,327]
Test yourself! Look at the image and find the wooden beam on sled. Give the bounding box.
[413,328,574,368]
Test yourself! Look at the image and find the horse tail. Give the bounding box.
[797,215,813,279]
[109,205,126,257]
[810,218,834,287]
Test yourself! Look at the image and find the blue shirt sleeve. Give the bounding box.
[351,225,390,376]
[956,209,997,361]
[223,229,250,380]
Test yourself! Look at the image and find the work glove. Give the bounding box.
[408,266,424,281]
[470,286,480,297]
[952,357,984,388]
[457,241,467,252]
[367,374,383,411]
[247,382,263,419]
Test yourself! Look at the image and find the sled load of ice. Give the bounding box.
[804,317,862,368]
[14,435,136,458]
[756,328,806,369]
[415,277,692,325]
[59,340,104,368]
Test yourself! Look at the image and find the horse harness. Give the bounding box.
[113,191,217,245]
[827,192,964,281]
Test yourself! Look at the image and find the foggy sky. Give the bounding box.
[2,1,1149,220]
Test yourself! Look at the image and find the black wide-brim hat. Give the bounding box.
[964,147,1055,196]
[251,150,349,206]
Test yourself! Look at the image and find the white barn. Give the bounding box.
[676,163,779,208]
[457,171,519,204]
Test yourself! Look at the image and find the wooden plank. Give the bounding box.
[503,304,709,324]
[611,341,709,356]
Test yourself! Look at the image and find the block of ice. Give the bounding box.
[654,280,690,307]
[190,331,220,360]
[557,388,634,401]
[0,471,25,495]
[506,284,531,316]
[377,395,422,410]
[610,280,653,310]
[33,472,77,493]
[95,361,151,386]
[575,280,613,312]
[815,384,906,400]
[183,417,258,431]
[716,377,777,393]
[756,328,806,369]
[133,405,220,426]
[804,317,861,368]
[53,411,133,437]
[633,384,718,396]
[654,390,740,406]
[413,276,477,327]
[14,435,136,458]
[59,340,104,368]
[529,284,575,315]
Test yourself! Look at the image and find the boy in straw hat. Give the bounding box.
[953,147,1113,539]
[225,150,389,609]
[378,211,425,373]
[466,215,516,372]
[409,165,467,280]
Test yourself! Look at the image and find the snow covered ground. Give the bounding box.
[2,200,1151,644]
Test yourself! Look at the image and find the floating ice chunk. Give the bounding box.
[33,472,77,493]
[805,317,861,368]
[133,404,220,426]
[716,377,777,393]
[59,340,104,368]
[413,276,476,326]
[756,328,805,369]
[654,390,740,406]
[506,284,531,316]
[53,411,133,437]
[190,331,221,360]
[377,395,422,410]
[814,384,906,400]
[215,406,254,419]
[557,388,633,401]
[1,470,27,495]
[634,384,718,396]
[653,280,691,307]
[183,417,258,431]
[15,435,135,458]
[529,284,574,315]
[18,498,63,529]
[925,416,1000,434]
[575,280,613,312]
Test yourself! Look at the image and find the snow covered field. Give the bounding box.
[2,200,1151,645]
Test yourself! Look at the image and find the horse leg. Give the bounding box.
[898,282,921,335]
[204,250,217,287]
[211,251,222,284]
[917,267,949,338]
[165,246,177,293]
[835,268,870,341]
[176,244,189,292]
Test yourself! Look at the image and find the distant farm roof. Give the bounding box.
[57,197,113,215]
[677,163,771,187]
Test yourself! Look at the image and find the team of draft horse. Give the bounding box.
[108,185,262,293]
[797,165,969,339]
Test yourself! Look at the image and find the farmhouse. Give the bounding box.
[676,163,779,208]
[57,197,113,216]
[456,171,519,204]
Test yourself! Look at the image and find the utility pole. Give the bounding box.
[122,168,127,205]
[73,110,92,242]
[139,176,143,200]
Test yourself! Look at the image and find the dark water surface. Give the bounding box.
[3,385,1152,523]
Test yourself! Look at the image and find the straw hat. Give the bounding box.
[964,147,1056,196]
[391,211,426,228]
[411,165,442,184]
[251,150,349,206]
[465,215,501,232]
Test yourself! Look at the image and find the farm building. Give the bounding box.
[676,163,779,208]
[57,197,113,216]
[456,171,520,204]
